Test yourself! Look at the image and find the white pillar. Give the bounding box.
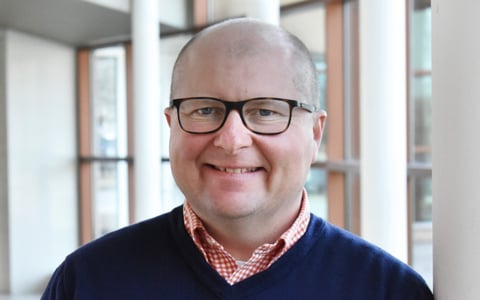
[131,0,161,222]
[0,29,9,293]
[432,0,480,298]
[359,1,408,262]
[245,0,279,25]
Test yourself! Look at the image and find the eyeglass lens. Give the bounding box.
[178,98,291,134]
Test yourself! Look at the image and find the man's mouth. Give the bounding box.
[211,166,259,174]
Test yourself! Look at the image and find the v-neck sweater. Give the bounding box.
[42,205,433,299]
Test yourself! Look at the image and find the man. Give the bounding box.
[42,18,433,299]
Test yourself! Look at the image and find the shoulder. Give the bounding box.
[303,215,433,298]
[75,206,183,257]
[41,206,200,299]
[307,215,414,273]
[307,215,401,261]
[51,205,187,277]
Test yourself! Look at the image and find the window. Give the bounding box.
[78,45,131,242]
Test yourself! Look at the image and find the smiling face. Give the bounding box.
[165,20,326,226]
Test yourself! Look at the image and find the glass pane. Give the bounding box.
[315,55,328,161]
[160,161,185,211]
[411,8,432,164]
[305,168,327,219]
[412,175,432,222]
[411,176,433,288]
[91,46,127,157]
[413,74,432,163]
[91,161,129,238]
[412,221,433,288]
[412,8,432,71]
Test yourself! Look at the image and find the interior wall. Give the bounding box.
[432,0,480,298]
[5,29,78,294]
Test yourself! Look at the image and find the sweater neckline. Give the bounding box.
[168,205,327,298]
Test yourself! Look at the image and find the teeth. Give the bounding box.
[216,167,257,173]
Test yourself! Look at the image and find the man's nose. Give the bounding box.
[213,110,253,154]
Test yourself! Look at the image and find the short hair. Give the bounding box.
[170,18,319,106]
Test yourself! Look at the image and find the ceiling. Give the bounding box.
[0,0,179,47]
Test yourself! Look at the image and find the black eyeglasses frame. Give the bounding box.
[169,97,318,135]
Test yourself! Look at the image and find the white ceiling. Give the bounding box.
[0,0,185,47]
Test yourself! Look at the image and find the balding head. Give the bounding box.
[170,18,319,105]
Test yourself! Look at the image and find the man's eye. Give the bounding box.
[258,109,277,117]
[196,107,215,115]
[189,106,224,120]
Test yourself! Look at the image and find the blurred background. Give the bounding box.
[0,0,433,297]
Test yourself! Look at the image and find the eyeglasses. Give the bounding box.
[169,97,318,135]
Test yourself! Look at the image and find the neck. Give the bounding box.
[196,196,303,261]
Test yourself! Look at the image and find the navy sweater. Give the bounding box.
[42,206,433,299]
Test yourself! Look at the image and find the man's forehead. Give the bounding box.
[187,21,289,57]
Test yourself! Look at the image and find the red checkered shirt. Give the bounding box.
[183,190,311,285]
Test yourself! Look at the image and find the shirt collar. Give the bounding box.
[183,190,311,284]
[183,189,311,263]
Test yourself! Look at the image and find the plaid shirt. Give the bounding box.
[183,190,311,285]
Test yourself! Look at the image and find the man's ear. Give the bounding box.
[311,110,327,163]
[164,107,172,127]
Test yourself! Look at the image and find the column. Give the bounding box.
[131,0,161,222]
[432,0,480,298]
[0,29,9,293]
[359,1,408,262]
[245,0,279,25]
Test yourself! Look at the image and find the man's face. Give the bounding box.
[165,37,325,225]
